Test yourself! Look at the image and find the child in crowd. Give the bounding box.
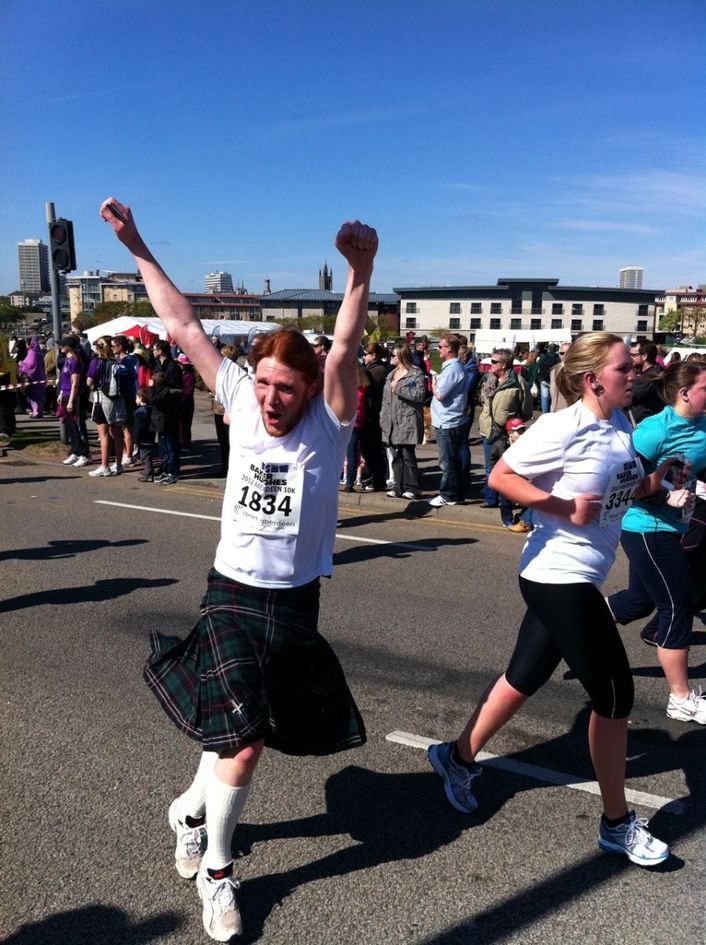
[502,418,534,533]
[134,387,157,481]
[149,373,182,485]
[487,415,523,527]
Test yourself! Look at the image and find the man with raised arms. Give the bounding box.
[101,197,377,941]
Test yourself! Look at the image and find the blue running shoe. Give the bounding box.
[428,741,482,813]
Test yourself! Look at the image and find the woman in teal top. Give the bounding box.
[608,360,706,724]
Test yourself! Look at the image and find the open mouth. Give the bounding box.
[264,410,283,429]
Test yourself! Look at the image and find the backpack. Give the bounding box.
[100,360,126,398]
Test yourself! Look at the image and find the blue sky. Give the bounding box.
[2,0,704,297]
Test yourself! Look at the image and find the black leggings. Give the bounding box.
[506,577,634,719]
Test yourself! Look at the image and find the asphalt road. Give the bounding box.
[2,416,705,945]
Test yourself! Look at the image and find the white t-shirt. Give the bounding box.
[213,358,352,588]
[503,400,642,586]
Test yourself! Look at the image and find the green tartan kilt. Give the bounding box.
[144,568,366,756]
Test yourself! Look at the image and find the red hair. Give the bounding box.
[251,328,320,386]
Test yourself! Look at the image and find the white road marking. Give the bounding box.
[95,500,220,522]
[94,501,431,551]
[386,730,685,815]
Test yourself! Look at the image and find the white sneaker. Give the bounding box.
[428,494,457,507]
[63,454,79,465]
[88,465,113,477]
[598,811,670,866]
[108,462,123,475]
[73,456,91,468]
[121,455,135,467]
[666,688,706,724]
[168,798,207,879]
[196,865,242,941]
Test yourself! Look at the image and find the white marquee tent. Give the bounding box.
[83,316,280,345]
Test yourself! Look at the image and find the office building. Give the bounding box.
[66,271,148,323]
[205,271,234,293]
[655,285,706,336]
[393,277,661,348]
[184,290,261,321]
[260,289,399,328]
[18,239,50,293]
[619,267,644,290]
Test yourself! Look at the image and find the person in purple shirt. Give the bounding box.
[19,336,46,418]
[58,336,91,466]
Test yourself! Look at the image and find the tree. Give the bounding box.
[0,297,22,325]
[73,311,98,332]
[132,300,156,318]
[90,299,156,326]
[658,310,680,333]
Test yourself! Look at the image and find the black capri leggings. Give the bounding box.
[506,577,634,719]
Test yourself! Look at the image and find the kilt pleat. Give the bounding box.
[144,568,366,756]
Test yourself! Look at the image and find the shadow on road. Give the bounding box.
[1,905,182,945]
[0,538,147,563]
[0,577,178,613]
[334,535,477,567]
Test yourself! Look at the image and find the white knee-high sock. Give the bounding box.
[202,774,252,872]
[177,750,219,822]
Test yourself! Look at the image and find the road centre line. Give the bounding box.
[336,506,506,533]
[386,730,685,815]
[95,499,221,522]
[94,500,431,551]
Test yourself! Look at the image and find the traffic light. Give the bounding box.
[49,218,76,272]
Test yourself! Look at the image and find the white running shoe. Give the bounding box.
[666,688,706,724]
[73,456,91,468]
[598,811,670,866]
[121,455,135,467]
[63,454,79,465]
[88,465,114,477]
[196,865,242,941]
[168,798,207,879]
[108,462,123,474]
[428,494,457,507]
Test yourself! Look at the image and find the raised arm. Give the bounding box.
[99,198,223,393]
[324,221,378,423]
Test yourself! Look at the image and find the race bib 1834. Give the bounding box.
[231,454,304,535]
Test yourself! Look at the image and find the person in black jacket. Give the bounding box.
[134,387,157,481]
[152,339,184,388]
[360,342,390,490]
[537,344,560,413]
[149,372,182,484]
[627,342,663,426]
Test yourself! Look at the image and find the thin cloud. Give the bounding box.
[195,259,246,266]
[555,170,706,217]
[44,90,112,104]
[435,182,494,193]
[265,102,431,135]
[550,220,658,236]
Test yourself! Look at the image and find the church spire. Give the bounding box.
[318,260,332,291]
